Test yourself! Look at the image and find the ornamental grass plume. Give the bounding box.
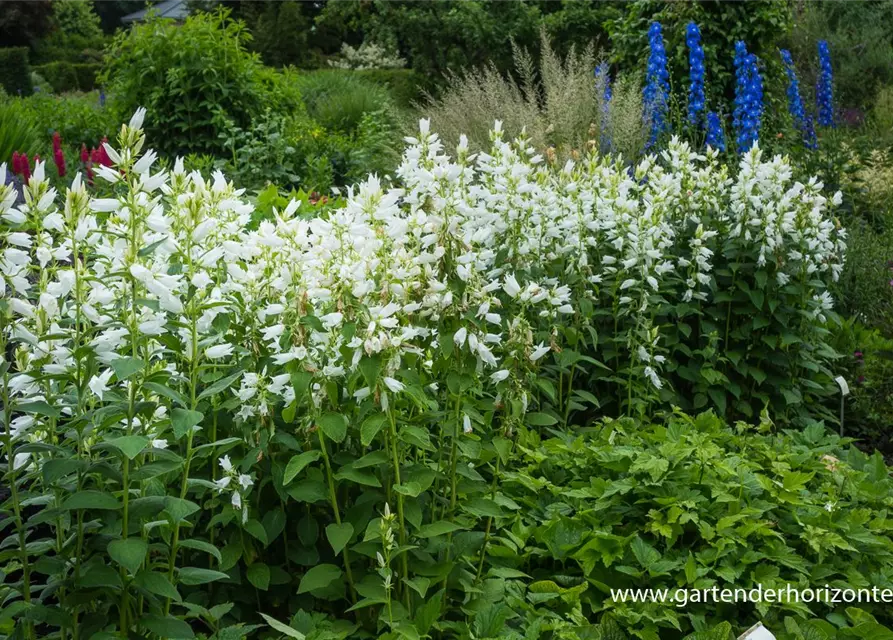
[644,22,670,146]
[686,22,706,126]
[817,40,834,127]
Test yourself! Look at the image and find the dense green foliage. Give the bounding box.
[0,48,34,97]
[509,410,893,637]
[5,2,893,638]
[100,10,286,157]
[33,61,100,93]
[607,0,792,103]
[789,1,893,111]
[0,1,53,49]
[0,102,42,166]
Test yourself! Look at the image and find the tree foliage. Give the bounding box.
[0,0,54,48]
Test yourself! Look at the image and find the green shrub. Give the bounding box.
[34,61,101,93]
[353,68,423,107]
[52,0,103,40]
[0,47,33,96]
[293,69,395,134]
[4,92,115,148]
[100,9,288,157]
[836,221,893,333]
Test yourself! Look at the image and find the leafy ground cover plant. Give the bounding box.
[0,110,853,639]
[504,410,893,638]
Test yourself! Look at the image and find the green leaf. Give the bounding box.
[177,539,222,564]
[360,413,387,447]
[283,450,321,485]
[178,567,229,585]
[139,614,195,639]
[325,522,354,555]
[317,412,347,443]
[143,381,188,408]
[297,564,342,593]
[108,435,148,460]
[526,412,558,426]
[630,536,660,570]
[244,519,269,546]
[260,613,306,639]
[198,371,243,400]
[404,576,431,598]
[135,570,181,601]
[171,408,204,439]
[108,538,148,575]
[359,355,381,387]
[394,482,422,497]
[42,458,86,485]
[164,497,200,524]
[417,521,466,538]
[16,400,61,418]
[112,356,145,381]
[247,563,270,590]
[62,491,120,510]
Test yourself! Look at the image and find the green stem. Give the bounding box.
[385,406,409,612]
[1,335,35,640]
[316,428,357,604]
[475,457,502,582]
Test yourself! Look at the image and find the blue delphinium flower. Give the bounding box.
[100,88,106,108]
[643,22,670,147]
[816,40,834,127]
[803,114,818,149]
[780,49,805,129]
[597,62,612,103]
[686,22,705,126]
[705,111,726,151]
[733,41,763,151]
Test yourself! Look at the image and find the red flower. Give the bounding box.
[54,148,66,177]
[80,144,89,165]
[99,137,111,166]
[52,131,62,154]
[12,151,21,176]
[20,153,31,182]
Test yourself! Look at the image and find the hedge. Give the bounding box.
[34,62,101,94]
[0,48,33,96]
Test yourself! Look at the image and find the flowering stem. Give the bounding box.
[1,332,35,640]
[385,404,409,611]
[475,456,502,582]
[165,295,200,615]
[316,427,357,604]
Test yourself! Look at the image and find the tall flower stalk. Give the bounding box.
[817,40,834,127]
[686,22,706,126]
[733,41,763,151]
[644,22,670,147]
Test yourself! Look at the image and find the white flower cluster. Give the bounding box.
[0,110,846,454]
